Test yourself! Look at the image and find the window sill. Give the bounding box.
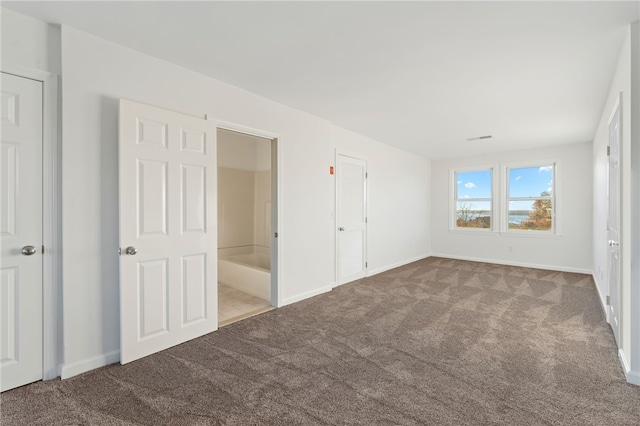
[448,228,497,235]
[499,231,562,239]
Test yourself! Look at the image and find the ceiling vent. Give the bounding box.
[467,135,493,141]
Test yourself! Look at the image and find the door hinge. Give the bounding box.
[606,295,610,305]
[607,146,610,156]
[118,247,122,255]
[365,217,368,224]
[365,262,368,268]
[274,232,278,238]
[365,172,368,178]
[42,245,45,254]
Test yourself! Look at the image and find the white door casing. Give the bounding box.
[119,100,217,364]
[607,94,622,346]
[337,154,367,285]
[0,72,43,391]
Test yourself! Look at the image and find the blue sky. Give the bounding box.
[456,170,491,199]
[456,166,553,212]
[508,166,553,198]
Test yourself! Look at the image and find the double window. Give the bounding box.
[452,162,556,234]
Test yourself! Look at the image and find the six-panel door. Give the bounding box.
[119,100,217,364]
[0,72,43,391]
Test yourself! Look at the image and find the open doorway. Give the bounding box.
[217,128,277,326]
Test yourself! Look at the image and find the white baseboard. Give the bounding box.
[367,253,432,276]
[60,350,120,379]
[591,272,610,322]
[618,349,640,386]
[282,285,333,306]
[429,253,592,275]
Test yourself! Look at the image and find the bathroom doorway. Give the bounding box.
[217,128,277,326]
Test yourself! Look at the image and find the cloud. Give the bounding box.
[539,166,553,173]
[457,181,462,184]
[462,195,470,199]
[515,176,522,182]
[464,182,476,189]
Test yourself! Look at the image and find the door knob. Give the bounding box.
[338,227,345,231]
[124,246,138,255]
[608,240,620,247]
[21,245,37,256]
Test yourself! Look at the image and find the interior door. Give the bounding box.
[607,96,621,345]
[119,100,217,364]
[337,154,367,285]
[0,72,43,391]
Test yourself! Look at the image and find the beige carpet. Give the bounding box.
[2,257,640,425]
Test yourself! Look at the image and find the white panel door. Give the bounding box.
[0,72,43,391]
[119,100,217,364]
[337,155,367,285]
[607,97,621,346]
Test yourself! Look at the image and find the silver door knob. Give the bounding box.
[21,245,37,256]
[608,240,620,247]
[338,227,345,231]
[124,246,138,255]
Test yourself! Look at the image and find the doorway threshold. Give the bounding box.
[219,306,275,328]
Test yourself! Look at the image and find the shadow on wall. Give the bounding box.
[99,96,120,354]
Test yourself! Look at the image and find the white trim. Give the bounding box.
[617,349,640,386]
[367,254,431,276]
[1,62,61,382]
[429,253,592,275]
[215,120,279,141]
[282,285,333,306]
[606,92,623,353]
[592,272,610,323]
[60,351,120,380]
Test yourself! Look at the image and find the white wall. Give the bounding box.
[593,22,640,385]
[217,130,271,250]
[217,167,256,249]
[1,8,61,75]
[59,25,432,378]
[254,170,272,248]
[59,25,332,376]
[431,143,592,272]
[330,126,431,283]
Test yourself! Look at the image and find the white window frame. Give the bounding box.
[450,166,495,232]
[502,160,558,235]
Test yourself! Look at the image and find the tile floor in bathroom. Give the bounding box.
[218,283,272,326]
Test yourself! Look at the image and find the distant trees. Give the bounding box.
[456,203,491,229]
[513,191,552,231]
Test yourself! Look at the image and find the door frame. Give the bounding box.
[334,151,368,286]
[607,92,622,337]
[213,120,282,308]
[1,62,60,380]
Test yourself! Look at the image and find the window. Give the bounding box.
[454,169,492,229]
[506,164,555,232]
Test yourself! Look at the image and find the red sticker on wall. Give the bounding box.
[330,166,334,175]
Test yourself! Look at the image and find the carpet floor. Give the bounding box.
[2,257,640,425]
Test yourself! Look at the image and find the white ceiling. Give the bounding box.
[4,1,639,158]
